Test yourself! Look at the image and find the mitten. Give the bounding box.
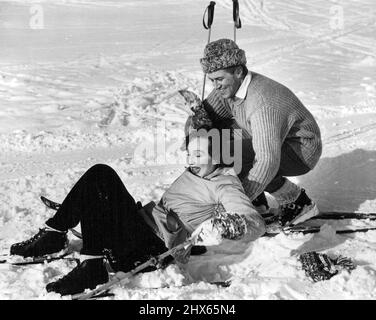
[179,89,213,137]
[298,251,356,282]
[212,211,248,240]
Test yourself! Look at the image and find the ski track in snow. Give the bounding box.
[0,0,376,300]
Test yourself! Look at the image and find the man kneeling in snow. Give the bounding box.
[9,129,265,296]
[198,39,323,226]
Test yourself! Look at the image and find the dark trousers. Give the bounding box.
[46,164,167,257]
[251,143,311,206]
[264,142,311,193]
[219,119,311,197]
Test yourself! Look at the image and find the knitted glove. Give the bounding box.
[212,211,248,240]
[298,251,356,282]
[179,89,213,136]
[191,104,213,129]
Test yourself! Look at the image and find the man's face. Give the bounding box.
[207,68,243,99]
[187,136,217,178]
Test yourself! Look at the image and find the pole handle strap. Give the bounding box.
[203,1,216,30]
[233,0,242,29]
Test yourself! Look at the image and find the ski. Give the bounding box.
[40,196,376,236]
[40,196,61,211]
[40,196,376,222]
[262,211,376,227]
[69,228,82,239]
[40,197,83,238]
[88,280,232,300]
[0,251,78,266]
[287,225,376,235]
[42,194,376,222]
[265,225,376,236]
[313,211,376,221]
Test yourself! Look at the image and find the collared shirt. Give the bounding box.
[235,72,252,100]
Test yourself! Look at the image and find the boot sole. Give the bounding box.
[11,244,70,260]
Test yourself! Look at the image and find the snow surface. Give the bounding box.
[0,0,376,300]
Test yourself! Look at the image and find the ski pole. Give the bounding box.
[201,1,216,101]
[202,1,216,42]
[232,0,242,43]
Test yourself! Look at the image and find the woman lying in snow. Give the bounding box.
[9,129,265,296]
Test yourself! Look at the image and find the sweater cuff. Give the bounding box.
[270,178,301,205]
[241,179,257,202]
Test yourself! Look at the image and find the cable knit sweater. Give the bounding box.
[203,72,322,201]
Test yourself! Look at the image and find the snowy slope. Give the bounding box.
[0,0,376,299]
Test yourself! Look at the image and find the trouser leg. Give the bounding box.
[265,143,311,205]
[46,164,166,256]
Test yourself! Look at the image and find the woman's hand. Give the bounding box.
[195,219,223,246]
[193,212,248,246]
[171,246,192,264]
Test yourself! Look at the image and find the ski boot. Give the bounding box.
[252,192,270,216]
[279,189,319,227]
[46,258,108,296]
[10,228,68,258]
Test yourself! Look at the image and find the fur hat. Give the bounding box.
[200,38,247,74]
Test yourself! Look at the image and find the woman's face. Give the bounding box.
[187,136,217,178]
